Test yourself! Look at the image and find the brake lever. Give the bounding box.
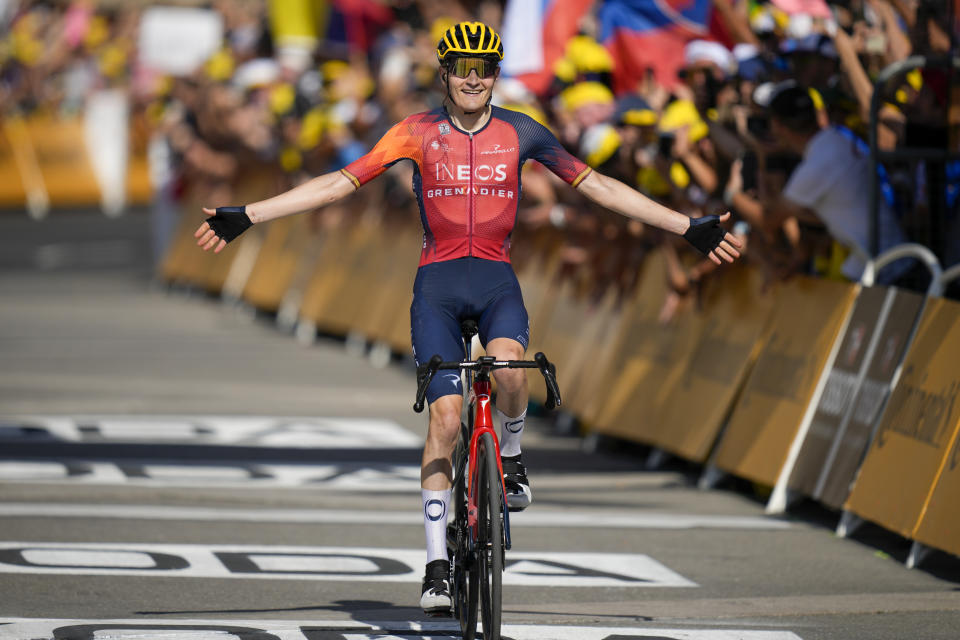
[414,354,443,413]
[534,352,561,410]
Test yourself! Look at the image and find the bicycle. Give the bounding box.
[414,319,561,640]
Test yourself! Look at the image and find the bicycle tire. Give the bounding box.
[454,425,479,640]
[477,431,504,640]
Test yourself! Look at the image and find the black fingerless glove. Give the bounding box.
[207,206,252,243]
[682,215,725,256]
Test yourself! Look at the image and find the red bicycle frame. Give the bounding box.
[465,377,509,544]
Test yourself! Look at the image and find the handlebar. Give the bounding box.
[414,352,561,413]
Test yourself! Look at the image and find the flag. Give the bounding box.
[598,0,713,93]
[501,0,595,96]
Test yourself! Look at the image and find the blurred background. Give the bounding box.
[0,0,957,305]
[3,4,960,627]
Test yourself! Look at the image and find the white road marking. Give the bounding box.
[0,618,805,639]
[0,415,422,448]
[0,461,422,491]
[0,503,792,530]
[0,542,697,587]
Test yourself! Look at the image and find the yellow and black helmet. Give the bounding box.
[436,21,503,63]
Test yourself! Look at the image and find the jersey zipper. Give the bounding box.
[467,131,475,257]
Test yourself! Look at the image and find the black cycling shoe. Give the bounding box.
[501,454,532,512]
[420,559,452,616]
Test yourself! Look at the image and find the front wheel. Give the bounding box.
[477,431,504,640]
[453,426,478,640]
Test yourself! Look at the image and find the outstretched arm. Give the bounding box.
[575,170,742,264]
[195,170,356,253]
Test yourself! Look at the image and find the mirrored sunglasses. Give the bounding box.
[448,57,498,79]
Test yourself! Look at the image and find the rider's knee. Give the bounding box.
[492,367,527,395]
[428,397,461,440]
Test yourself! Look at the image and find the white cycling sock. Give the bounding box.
[498,408,526,458]
[422,488,451,563]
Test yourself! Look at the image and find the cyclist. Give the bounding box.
[194,21,742,615]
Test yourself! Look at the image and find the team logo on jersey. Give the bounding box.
[438,122,451,135]
[480,144,516,155]
[435,163,508,182]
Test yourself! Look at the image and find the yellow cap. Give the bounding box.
[560,82,614,112]
[621,109,657,127]
[670,161,691,189]
[638,166,671,197]
[659,99,709,142]
[270,83,296,115]
[298,107,326,149]
[565,35,614,74]
[280,146,303,173]
[580,124,622,168]
[205,48,235,82]
[553,57,577,83]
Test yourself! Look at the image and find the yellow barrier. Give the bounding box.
[515,231,565,404]
[591,250,706,444]
[0,113,150,209]
[242,214,320,312]
[298,213,376,335]
[712,276,858,487]
[353,215,421,351]
[845,297,960,542]
[652,265,775,462]
[159,171,270,294]
[913,421,960,559]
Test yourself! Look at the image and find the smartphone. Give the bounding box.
[657,132,675,157]
[740,151,758,192]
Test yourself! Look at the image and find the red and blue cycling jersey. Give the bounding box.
[340,106,592,266]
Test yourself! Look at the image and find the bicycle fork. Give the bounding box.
[466,378,512,551]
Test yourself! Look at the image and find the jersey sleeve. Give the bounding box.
[518,116,592,187]
[340,118,423,189]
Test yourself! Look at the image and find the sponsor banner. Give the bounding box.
[0,503,791,530]
[713,277,858,486]
[0,416,421,448]
[653,266,775,462]
[0,543,697,587]
[785,286,888,496]
[794,287,925,508]
[845,297,960,540]
[0,461,421,491]
[0,618,805,640]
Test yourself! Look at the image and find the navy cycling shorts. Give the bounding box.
[411,257,530,405]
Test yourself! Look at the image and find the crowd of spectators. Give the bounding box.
[1,0,958,304]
